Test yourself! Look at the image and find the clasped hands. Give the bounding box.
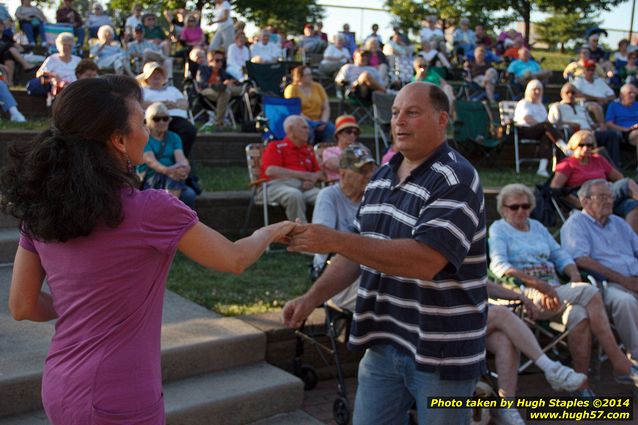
[267,221,337,253]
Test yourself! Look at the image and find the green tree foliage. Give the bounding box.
[536,11,599,52]
[232,0,324,34]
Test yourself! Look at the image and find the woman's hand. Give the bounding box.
[264,221,296,244]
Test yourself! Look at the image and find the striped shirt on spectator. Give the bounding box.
[349,143,488,380]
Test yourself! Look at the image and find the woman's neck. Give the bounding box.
[59,54,71,62]
[509,219,529,231]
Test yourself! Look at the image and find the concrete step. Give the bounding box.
[0,362,303,425]
[247,410,325,425]
[0,228,18,264]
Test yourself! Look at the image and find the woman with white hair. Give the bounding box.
[514,79,567,176]
[28,32,81,97]
[226,31,250,81]
[87,3,114,39]
[90,25,134,76]
[319,33,352,76]
[139,102,196,207]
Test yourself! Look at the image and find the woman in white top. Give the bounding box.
[513,79,566,176]
[124,4,143,42]
[137,61,198,157]
[31,32,81,97]
[226,31,250,81]
[90,25,133,76]
[319,34,351,76]
[208,0,234,52]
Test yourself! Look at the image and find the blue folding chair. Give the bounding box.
[43,23,75,55]
[259,96,301,142]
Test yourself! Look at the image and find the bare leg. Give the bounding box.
[568,320,592,375]
[488,305,543,361]
[358,71,386,92]
[3,60,14,85]
[626,209,638,234]
[586,293,633,374]
[486,330,519,398]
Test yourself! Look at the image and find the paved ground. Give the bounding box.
[301,361,637,424]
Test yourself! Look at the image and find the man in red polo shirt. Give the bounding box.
[259,115,323,222]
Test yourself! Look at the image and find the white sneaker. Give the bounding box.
[544,363,587,392]
[536,168,550,177]
[491,407,526,425]
[10,111,26,122]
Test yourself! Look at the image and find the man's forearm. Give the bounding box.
[307,255,361,305]
[576,256,627,285]
[327,231,447,281]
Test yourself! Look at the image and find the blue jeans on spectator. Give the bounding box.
[73,26,85,49]
[26,77,50,97]
[0,80,18,111]
[307,119,336,144]
[353,344,477,425]
[594,130,622,167]
[20,20,42,44]
[612,178,638,217]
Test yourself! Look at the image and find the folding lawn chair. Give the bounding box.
[453,100,504,164]
[43,23,75,55]
[372,91,395,163]
[499,100,544,174]
[259,96,301,142]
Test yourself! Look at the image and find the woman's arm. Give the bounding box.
[213,9,230,24]
[607,167,624,182]
[9,247,57,322]
[178,221,294,274]
[320,97,330,123]
[550,171,568,188]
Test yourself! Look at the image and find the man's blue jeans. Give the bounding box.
[353,344,477,425]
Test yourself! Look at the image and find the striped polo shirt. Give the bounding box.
[349,143,487,380]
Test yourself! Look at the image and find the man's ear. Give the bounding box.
[109,133,126,155]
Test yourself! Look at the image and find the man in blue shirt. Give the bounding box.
[561,179,638,381]
[282,82,487,425]
[506,47,551,86]
[605,84,638,170]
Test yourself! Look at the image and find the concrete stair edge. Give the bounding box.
[0,362,304,425]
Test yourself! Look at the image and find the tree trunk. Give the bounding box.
[523,1,531,46]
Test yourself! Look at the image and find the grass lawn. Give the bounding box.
[167,251,311,316]
[194,164,545,192]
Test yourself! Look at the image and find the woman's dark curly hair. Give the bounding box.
[0,75,143,242]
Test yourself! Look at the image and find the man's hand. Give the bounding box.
[534,280,561,311]
[301,180,315,191]
[281,295,316,328]
[288,224,339,254]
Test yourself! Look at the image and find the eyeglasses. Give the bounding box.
[504,203,531,211]
[588,194,613,201]
[341,128,360,136]
[152,116,170,122]
[577,143,595,148]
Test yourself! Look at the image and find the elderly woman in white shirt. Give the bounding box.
[91,25,133,76]
[226,31,250,81]
[514,79,567,176]
[138,62,198,158]
[319,34,351,76]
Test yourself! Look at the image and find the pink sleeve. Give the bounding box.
[141,190,199,254]
[554,158,573,179]
[19,229,36,253]
[321,147,340,166]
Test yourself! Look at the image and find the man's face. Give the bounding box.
[561,85,575,103]
[589,37,599,49]
[391,85,448,160]
[210,54,224,70]
[518,48,530,61]
[144,16,156,27]
[261,33,270,44]
[621,87,636,104]
[584,67,596,81]
[340,163,376,193]
[134,30,144,41]
[581,183,614,222]
[288,119,309,145]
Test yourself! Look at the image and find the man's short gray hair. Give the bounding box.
[283,115,304,134]
[577,178,609,200]
[620,83,634,95]
[496,183,535,217]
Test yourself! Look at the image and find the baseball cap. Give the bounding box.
[134,24,144,33]
[339,143,375,170]
[583,59,596,69]
[335,115,359,134]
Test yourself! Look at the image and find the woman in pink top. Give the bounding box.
[551,129,638,232]
[1,75,293,425]
[179,13,205,48]
[321,115,361,182]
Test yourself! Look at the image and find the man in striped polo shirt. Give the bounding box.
[283,82,487,425]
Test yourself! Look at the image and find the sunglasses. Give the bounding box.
[341,128,360,136]
[504,203,531,211]
[578,143,595,148]
[152,116,170,122]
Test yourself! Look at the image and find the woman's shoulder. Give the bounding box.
[488,218,507,234]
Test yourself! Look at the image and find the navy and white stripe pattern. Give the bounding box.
[350,143,488,380]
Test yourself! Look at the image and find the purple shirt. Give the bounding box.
[20,189,198,424]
